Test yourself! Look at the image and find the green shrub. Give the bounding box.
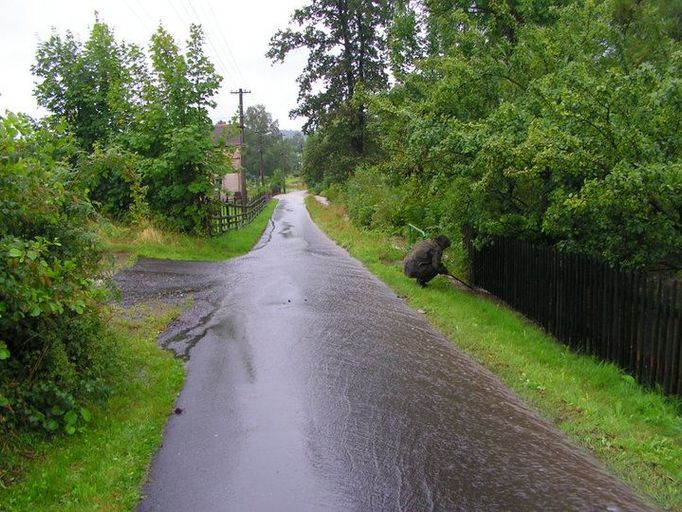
[270,169,285,194]
[343,165,387,228]
[143,125,219,234]
[343,166,438,235]
[79,144,145,222]
[0,113,109,436]
[248,178,276,200]
[322,182,344,202]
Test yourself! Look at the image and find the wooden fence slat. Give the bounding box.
[620,268,628,370]
[607,264,618,365]
[660,283,671,393]
[211,195,269,235]
[672,281,681,396]
[654,281,665,387]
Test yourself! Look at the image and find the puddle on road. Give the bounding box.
[280,220,295,238]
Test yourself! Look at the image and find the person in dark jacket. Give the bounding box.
[403,235,451,287]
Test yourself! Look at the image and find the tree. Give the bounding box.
[243,104,284,182]
[186,24,222,125]
[32,19,225,233]
[146,25,191,130]
[423,0,576,50]
[32,20,136,150]
[32,19,152,217]
[387,0,426,79]
[138,24,224,233]
[282,130,305,175]
[268,0,394,156]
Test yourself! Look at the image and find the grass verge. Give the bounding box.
[99,199,277,262]
[0,303,185,511]
[306,195,682,511]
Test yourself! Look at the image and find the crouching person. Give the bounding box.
[403,235,451,287]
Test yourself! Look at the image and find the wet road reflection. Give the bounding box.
[128,191,656,511]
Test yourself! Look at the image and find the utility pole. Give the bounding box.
[231,88,251,204]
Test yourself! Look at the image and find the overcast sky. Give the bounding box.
[0,0,308,130]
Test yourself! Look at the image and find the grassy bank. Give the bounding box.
[99,199,277,262]
[306,196,682,511]
[1,303,185,511]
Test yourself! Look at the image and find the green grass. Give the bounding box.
[0,303,185,512]
[99,199,277,261]
[306,196,682,511]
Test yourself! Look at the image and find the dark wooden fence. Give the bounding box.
[212,195,269,235]
[471,238,681,398]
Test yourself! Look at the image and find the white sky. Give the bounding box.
[0,0,308,130]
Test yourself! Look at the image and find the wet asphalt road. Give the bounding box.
[118,191,656,512]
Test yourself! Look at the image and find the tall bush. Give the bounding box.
[0,113,108,435]
[143,125,219,233]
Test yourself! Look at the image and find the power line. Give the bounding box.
[166,0,188,30]
[121,0,154,34]
[205,0,245,83]
[134,1,157,27]
[165,0,248,124]
[166,0,235,89]
[195,0,243,83]
[178,0,237,88]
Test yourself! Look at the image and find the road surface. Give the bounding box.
[115,191,655,511]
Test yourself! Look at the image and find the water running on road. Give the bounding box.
[123,191,656,511]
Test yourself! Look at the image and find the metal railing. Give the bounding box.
[406,223,427,248]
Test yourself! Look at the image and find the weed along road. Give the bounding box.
[120,191,656,512]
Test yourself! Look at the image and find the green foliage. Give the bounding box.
[300,132,325,189]
[326,0,682,270]
[268,0,393,134]
[545,163,682,269]
[32,21,139,150]
[342,165,422,231]
[142,125,219,234]
[32,19,224,234]
[79,144,142,220]
[388,1,423,79]
[1,303,184,509]
[301,115,368,190]
[270,169,285,192]
[247,174,285,198]
[100,200,277,261]
[0,113,109,436]
[283,130,305,175]
[128,164,150,226]
[132,24,224,234]
[242,105,300,181]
